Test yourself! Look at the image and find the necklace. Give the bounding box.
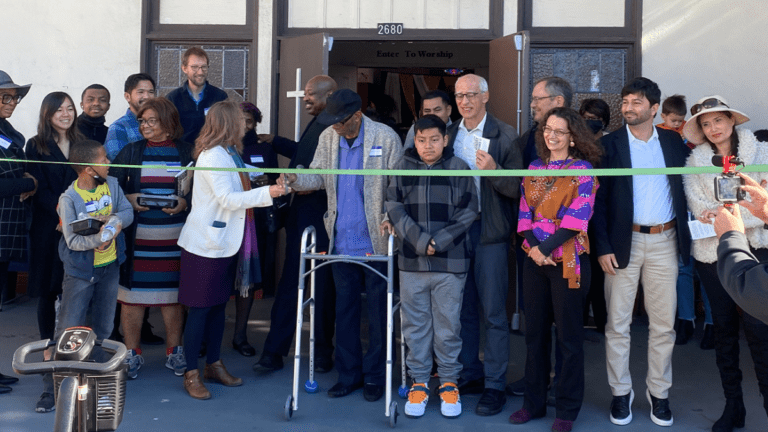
[544,157,571,187]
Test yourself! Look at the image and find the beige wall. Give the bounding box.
[160,0,247,25]
[532,0,625,27]
[643,0,768,129]
[288,0,490,29]
[2,0,142,142]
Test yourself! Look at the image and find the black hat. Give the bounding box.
[317,89,362,125]
[0,70,31,98]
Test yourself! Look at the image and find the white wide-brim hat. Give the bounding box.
[682,95,749,145]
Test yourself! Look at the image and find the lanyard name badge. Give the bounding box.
[0,135,12,150]
[370,146,382,157]
[250,155,264,164]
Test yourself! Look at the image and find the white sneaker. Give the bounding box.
[165,346,187,376]
[124,349,144,380]
[404,383,429,418]
[438,383,462,418]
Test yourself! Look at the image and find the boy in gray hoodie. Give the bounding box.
[384,115,478,419]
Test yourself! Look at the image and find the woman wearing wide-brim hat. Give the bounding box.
[0,70,37,396]
[682,95,768,432]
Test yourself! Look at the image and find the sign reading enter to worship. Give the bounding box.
[377,23,403,36]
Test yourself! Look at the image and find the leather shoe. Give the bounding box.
[204,360,243,387]
[315,356,334,374]
[505,378,525,396]
[253,353,283,372]
[232,340,257,357]
[0,384,11,394]
[328,381,363,398]
[457,377,485,395]
[363,383,384,402]
[476,388,506,416]
[184,369,211,400]
[713,397,745,432]
[0,372,19,386]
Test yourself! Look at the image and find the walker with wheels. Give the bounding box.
[13,326,128,432]
[284,226,407,427]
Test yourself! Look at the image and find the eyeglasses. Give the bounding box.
[531,95,556,104]
[335,113,355,127]
[454,92,479,101]
[1,94,23,105]
[691,98,729,116]
[138,118,158,127]
[542,126,570,138]
[188,65,209,73]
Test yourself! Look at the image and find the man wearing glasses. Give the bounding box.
[105,73,157,160]
[285,89,403,402]
[520,76,573,168]
[448,73,522,416]
[167,47,228,145]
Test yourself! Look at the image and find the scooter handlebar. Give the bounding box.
[13,339,127,376]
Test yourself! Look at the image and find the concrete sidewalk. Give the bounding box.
[1,295,766,431]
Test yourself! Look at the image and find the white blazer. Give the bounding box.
[178,145,273,258]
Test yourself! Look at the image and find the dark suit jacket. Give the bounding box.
[447,112,521,244]
[593,126,691,268]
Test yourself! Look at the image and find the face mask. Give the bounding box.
[586,119,604,135]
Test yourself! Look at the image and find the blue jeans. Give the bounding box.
[458,219,510,391]
[332,261,388,386]
[56,262,119,342]
[676,255,712,324]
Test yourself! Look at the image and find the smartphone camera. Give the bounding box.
[714,175,746,203]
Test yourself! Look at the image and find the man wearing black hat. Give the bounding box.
[284,88,404,401]
[253,75,338,370]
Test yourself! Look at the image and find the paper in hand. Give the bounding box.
[688,218,716,240]
[473,135,490,153]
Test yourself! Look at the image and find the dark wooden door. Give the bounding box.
[489,31,530,134]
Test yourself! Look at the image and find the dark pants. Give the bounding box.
[262,193,335,359]
[696,249,768,412]
[184,303,226,369]
[458,219,511,391]
[522,256,589,421]
[332,261,387,386]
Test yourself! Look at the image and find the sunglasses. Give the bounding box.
[691,98,729,116]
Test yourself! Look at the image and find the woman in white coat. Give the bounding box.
[682,96,768,432]
[177,101,287,400]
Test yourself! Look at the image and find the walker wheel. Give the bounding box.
[398,385,409,399]
[305,379,319,393]
[389,401,398,428]
[284,395,293,420]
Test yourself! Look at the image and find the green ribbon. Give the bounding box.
[4,157,765,177]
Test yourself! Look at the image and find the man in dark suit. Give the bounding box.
[592,77,691,428]
[447,74,522,416]
[254,75,338,373]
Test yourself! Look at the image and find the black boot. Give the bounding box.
[700,323,715,350]
[674,318,694,345]
[712,397,746,432]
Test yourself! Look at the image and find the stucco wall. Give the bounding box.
[643,0,768,129]
[1,0,142,142]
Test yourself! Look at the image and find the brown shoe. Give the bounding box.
[184,369,211,400]
[204,360,243,387]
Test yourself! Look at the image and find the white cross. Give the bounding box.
[286,68,304,141]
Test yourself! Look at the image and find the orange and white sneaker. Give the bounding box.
[438,382,462,418]
[404,383,429,418]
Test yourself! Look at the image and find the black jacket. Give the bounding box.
[717,230,768,325]
[166,81,228,145]
[0,119,34,261]
[446,112,522,245]
[111,139,194,287]
[76,114,108,144]
[592,126,691,268]
[515,124,538,170]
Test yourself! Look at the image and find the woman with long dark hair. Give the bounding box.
[176,100,287,399]
[682,96,768,432]
[25,91,83,412]
[510,107,601,432]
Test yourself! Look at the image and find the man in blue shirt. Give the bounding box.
[287,89,403,402]
[166,47,228,145]
[105,73,156,160]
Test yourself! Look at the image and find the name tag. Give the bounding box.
[85,202,98,213]
[166,163,181,173]
[204,107,210,116]
[369,146,382,157]
[0,135,11,150]
[250,155,264,164]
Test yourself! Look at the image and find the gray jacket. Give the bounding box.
[57,176,134,281]
[292,115,403,255]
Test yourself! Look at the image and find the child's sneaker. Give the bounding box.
[438,382,462,418]
[35,392,55,413]
[124,349,144,379]
[404,383,429,418]
[165,346,186,376]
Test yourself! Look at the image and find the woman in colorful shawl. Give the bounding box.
[510,107,602,432]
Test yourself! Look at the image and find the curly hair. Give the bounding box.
[239,101,262,124]
[535,107,604,166]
